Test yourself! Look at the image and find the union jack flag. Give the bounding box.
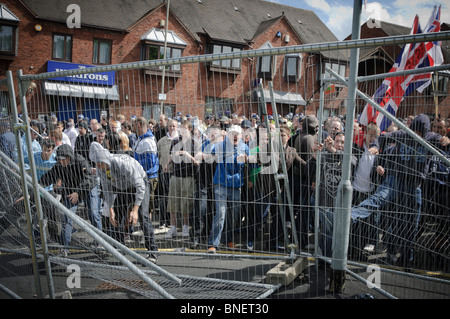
[359,6,443,132]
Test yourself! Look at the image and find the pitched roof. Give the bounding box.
[20,0,162,31]
[20,0,348,59]
[357,19,450,64]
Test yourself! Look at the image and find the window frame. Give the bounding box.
[434,73,450,95]
[141,41,185,75]
[93,38,112,65]
[324,61,347,78]
[0,23,16,58]
[51,33,73,62]
[0,7,19,60]
[256,42,276,80]
[205,96,234,117]
[142,102,174,120]
[208,41,243,75]
[284,54,302,83]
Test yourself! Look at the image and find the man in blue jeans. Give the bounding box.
[90,142,159,262]
[348,114,449,266]
[203,125,249,252]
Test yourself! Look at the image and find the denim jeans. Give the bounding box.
[86,179,102,231]
[319,174,423,261]
[112,182,158,252]
[208,184,241,248]
[193,186,208,238]
[61,198,77,250]
[351,174,397,221]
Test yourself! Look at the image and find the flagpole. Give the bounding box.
[432,72,438,118]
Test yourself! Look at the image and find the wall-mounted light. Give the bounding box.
[34,24,42,32]
[160,20,165,28]
[284,35,290,43]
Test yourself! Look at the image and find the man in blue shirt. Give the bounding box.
[204,125,249,252]
[33,138,57,182]
[133,116,159,219]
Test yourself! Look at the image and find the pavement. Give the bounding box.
[1,237,449,300]
[1,207,449,300]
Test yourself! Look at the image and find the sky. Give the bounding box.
[267,0,449,40]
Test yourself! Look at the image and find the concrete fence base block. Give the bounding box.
[265,257,308,286]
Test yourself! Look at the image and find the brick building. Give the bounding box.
[0,0,349,122]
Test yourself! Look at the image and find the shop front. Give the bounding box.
[44,61,119,122]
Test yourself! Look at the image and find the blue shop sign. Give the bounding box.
[47,61,115,86]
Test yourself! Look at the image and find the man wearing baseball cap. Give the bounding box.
[204,125,249,252]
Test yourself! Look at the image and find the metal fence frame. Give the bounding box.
[3,3,450,298]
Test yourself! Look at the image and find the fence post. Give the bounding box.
[15,70,56,298]
[8,71,44,298]
[331,0,362,292]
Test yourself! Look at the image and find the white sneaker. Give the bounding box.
[363,244,375,253]
[182,225,189,238]
[165,226,177,239]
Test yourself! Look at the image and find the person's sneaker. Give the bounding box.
[247,242,254,251]
[146,253,158,264]
[131,230,144,237]
[363,244,376,253]
[165,226,177,239]
[57,249,69,257]
[207,247,216,253]
[182,225,189,238]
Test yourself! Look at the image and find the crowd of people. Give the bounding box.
[1,110,449,266]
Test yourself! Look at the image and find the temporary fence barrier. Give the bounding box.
[1,25,450,299]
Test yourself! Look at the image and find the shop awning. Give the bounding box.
[44,81,120,100]
[258,89,306,106]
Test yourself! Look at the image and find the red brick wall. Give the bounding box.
[0,1,322,122]
[1,1,202,119]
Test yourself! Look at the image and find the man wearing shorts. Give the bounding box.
[164,121,199,238]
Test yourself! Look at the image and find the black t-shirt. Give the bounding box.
[170,136,198,178]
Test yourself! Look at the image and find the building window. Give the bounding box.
[0,25,14,53]
[142,103,173,120]
[140,28,186,76]
[435,73,449,95]
[93,38,112,64]
[257,42,276,80]
[210,44,241,70]
[143,45,183,71]
[52,34,72,61]
[205,96,234,116]
[284,54,302,82]
[0,4,19,59]
[324,62,346,78]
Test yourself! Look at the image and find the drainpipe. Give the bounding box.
[160,0,170,116]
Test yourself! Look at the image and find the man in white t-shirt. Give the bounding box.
[64,119,79,150]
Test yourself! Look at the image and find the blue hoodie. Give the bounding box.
[209,137,249,188]
[133,129,159,179]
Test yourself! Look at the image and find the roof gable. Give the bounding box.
[19,0,347,59]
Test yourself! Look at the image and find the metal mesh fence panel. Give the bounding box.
[1,29,450,299]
